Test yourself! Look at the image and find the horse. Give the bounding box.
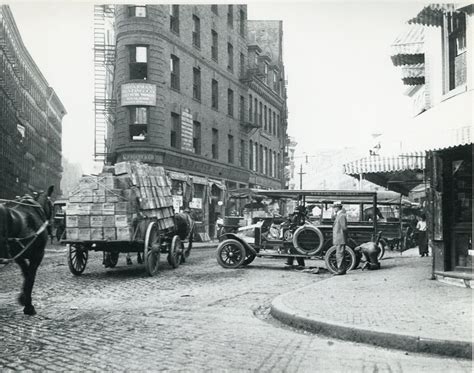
[0,186,54,315]
[174,210,195,262]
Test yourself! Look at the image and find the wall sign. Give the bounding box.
[181,108,194,152]
[121,83,157,106]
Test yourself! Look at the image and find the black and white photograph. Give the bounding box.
[0,1,472,371]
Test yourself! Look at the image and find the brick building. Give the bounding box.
[0,5,66,199]
[106,5,288,237]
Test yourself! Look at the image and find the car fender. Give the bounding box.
[218,233,257,255]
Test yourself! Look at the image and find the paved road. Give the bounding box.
[0,245,471,372]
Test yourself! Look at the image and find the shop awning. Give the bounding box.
[391,25,425,67]
[343,153,426,195]
[408,4,456,27]
[401,63,425,85]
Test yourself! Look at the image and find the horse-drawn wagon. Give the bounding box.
[62,162,194,276]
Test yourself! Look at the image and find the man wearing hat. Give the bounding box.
[332,201,348,275]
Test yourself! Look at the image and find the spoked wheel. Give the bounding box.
[67,244,88,276]
[167,235,182,268]
[144,222,161,276]
[324,246,357,274]
[216,239,246,269]
[242,252,256,266]
[104,252,119,268]
[377,241,386,260]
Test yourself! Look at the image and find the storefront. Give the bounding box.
[426,144,473,286]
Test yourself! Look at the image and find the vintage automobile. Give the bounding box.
[216,189,414,274]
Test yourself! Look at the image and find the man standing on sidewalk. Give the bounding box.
[332,201,348,275]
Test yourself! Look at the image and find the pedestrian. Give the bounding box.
[416,213,428,257]
[286,256,305,268]
[332,201,348,275]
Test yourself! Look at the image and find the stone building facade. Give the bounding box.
[0,5,66,199]
[107,5,288,237]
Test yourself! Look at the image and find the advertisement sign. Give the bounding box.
[189,198,202,209]
[121,83,156,106]
[181,108,194,152]
[172,195,183,212]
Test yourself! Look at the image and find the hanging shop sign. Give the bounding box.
[191,176,208,185]
[121,83,157,106]
[172,195,183,212]
[181,108,194,152]
[168,171,188,181]
[189,198,202,209]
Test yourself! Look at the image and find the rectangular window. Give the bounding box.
[227,43,234,72]
[240,9,245,36]
[170,55,180,90]
[193,67,201,101]
[227,89,234,117]
[170,112,181,149]
[227,5,233,27]
[239,95,245,121]
[211,30,218,61]
[277,114,280,137]
[129,46,148,80]
[249,140,253,170]
[228,135,234,164]
[259,145,263,174]
[254,98,258,124]
[211,5,218,15]
[192,15,200,48]
[259,102,262,126]
[129,6,146,17]
[212,129,218,159]
[170,5,179,34]
[444,12,467,92]
[264,62,269,84]
[248,95,253,123]
[268,108,272,134]
[273,112,277,136]
[264,105,267,131]
[240,139,245,167]
[240,53,245,77]
[193,120,201,155]
[130,106,148,124]
[273,70,279,91]
[211,79,219,110]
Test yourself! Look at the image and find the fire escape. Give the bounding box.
[93,5,116,162]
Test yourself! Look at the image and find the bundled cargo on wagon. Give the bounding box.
[62,161,194,277]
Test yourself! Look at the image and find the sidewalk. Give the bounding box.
[271,249,473,359]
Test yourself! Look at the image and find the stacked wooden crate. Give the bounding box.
[65,162,175,241]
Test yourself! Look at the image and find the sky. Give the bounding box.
[9,1,425,173]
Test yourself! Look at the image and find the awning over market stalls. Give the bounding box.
[408,3,457,27]
[343,153,426,196]
[391,24,425,67]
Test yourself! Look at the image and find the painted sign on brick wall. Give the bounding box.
[121,83,156,106]
[181,108,194,152]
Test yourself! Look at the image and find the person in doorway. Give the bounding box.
[416,213,428,257]
[332,201,348,275]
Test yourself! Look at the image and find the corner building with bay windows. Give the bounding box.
[108,5,288,238]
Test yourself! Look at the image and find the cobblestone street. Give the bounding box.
[0,245,471,372]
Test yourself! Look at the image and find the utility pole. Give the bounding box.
[298,164,306,189]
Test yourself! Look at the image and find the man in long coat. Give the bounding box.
[332,201,348,275]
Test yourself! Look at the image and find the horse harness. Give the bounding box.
[0,198,50,265]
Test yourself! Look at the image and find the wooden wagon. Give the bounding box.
[62,162,194,276]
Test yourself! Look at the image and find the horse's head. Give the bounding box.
[36,185,54,222]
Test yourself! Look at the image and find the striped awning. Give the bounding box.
[343,152,426,175]
[401,63,425,85]
[391,25,425,67]
[408,4,456,27]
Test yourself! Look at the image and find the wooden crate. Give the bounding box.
[78,228,91,240]
[78,216,90,228]
[66,216,78,228]
[90,228,103,240]
[90,216,104,227]
[66,228,79,240]
[102,203,115,215]
[103,228,116,240]
[115,215,131,227]
[103,215,115,228]
[117,227,133,241]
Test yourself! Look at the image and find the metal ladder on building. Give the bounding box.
[93,4,116,163]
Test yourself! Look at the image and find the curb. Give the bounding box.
[270,296,472,360]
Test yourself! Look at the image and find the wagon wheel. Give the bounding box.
[104,252,119,268]
[216,239,246,269]
[167,235,182,269]
[67,244,88,276]
[144,222,161,276]
[324,245,356,274]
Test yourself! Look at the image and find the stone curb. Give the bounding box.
[270,294,472,360]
